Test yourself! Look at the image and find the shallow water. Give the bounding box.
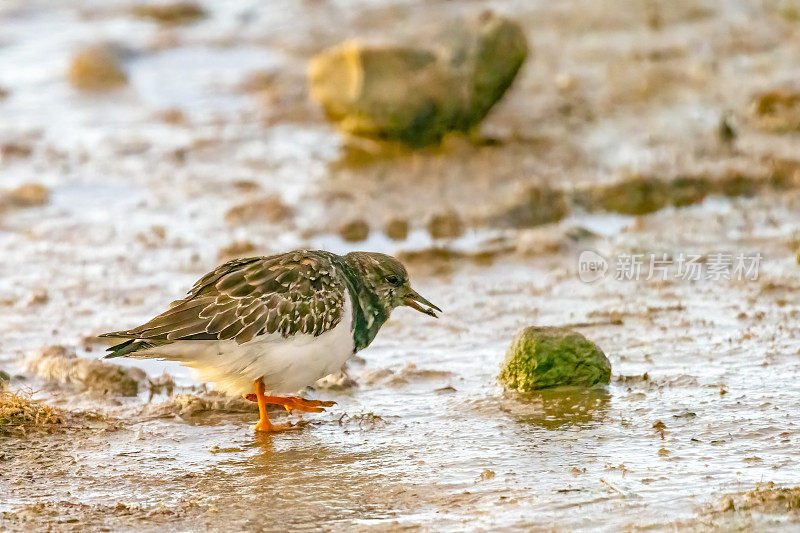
[1,0,800,531]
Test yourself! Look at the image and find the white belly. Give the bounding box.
[139,296,355,396]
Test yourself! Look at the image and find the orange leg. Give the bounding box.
[251,378,295,433]
[246,379,335,432]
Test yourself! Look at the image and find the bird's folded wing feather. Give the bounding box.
[103,252,345,344]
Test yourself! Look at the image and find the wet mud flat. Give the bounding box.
[1,0,800,531]
[3,195,800,531]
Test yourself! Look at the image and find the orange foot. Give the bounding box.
[243,393,335,413]
[263,396,336,413]
[247,378,334,433]
[253,419,301,433]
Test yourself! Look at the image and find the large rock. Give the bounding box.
[439,11,529,125]
[308,11,528,146]
[498,327,611,391]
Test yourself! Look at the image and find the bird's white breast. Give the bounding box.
[149,295,355,396]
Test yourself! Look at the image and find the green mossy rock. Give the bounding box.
[499,327,611,391]
[308,11,528,146]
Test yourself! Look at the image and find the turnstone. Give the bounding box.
[100,250,440,432]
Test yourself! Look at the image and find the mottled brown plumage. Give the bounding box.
[100,249,441,432]
[102,251,346,347]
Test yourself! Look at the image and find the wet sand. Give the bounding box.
[1,0,800,531]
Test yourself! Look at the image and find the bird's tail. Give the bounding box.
[100,335,170,358]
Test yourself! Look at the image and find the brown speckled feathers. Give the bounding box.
[101,251,346,345]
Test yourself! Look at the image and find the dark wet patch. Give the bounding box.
[130,2,205,26]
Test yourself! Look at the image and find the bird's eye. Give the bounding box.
[385,275,401,286]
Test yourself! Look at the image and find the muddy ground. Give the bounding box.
[1,0,800,531]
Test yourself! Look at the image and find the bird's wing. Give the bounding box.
[102,251,346,345]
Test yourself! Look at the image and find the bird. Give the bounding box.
[99,250,441,432]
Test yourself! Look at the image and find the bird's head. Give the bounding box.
[345,252,441,318]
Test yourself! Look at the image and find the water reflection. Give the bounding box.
[500,387,611,429]
[222,437,408,527]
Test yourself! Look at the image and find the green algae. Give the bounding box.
[498,326,611,391]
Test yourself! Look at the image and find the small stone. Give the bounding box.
[67,44,128,91]
[489,185,567,228]
[750,89,800,132]
[231,180,261,193]
[224,195,293,225]
[2,183,50,208]
[150,225,167,240]
[427,210,465,239]
[157,109,186,125]
[564,226,599,242]
[516,228,562,256]
[385,218,409,240]
[27,287,49,306]
[237,70,278,95]
[339,219,370,242]
[555,72,578,92]
[218,240,256,260]
[498,326,612,391]
[315,371,357,390]
[1,143,33,160]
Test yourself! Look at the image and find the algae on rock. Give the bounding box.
[499,326,611,391]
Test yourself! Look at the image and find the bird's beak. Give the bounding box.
[403,288,441,318]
